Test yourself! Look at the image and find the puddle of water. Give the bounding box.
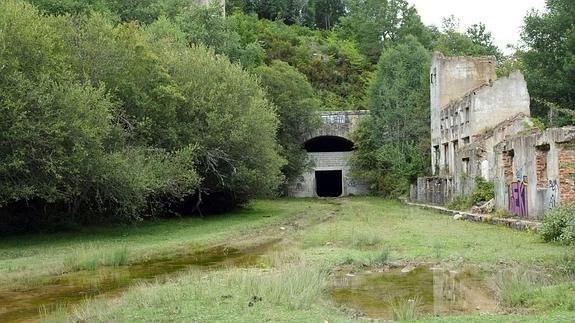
[0,239,281,322]
[330,265,497,320]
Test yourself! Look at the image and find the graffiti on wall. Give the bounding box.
[548,179,558,209]
[322,114,346,124]
[509,176,528,217]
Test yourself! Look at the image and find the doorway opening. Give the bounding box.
[315,170,343,197]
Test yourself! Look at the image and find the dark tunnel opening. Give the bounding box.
[315,170,343,197]
[304,136,354,153]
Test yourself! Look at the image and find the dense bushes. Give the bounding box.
[254,61,321,191]
[540,204,575,245]
[350,37,431,196]
[0,0,283,232]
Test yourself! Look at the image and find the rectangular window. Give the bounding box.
[503,150,514,179]
[443,143,449,168]
[462,158,470,174]
[463,137,470,145]
[464,107,470,124]
[536,144,550,187]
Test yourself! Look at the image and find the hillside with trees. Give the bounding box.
[1,0,573,232]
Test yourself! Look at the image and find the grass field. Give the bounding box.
[1,197,575,322]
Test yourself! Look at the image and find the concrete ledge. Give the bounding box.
[399,198,541,232]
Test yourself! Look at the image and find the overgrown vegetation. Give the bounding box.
[447,177,494,211]
[350,37,431,196]
[390,297,420,321]
[540,204,575,245]
[1,198,571,322]
[521,0,575,127]
[3,0,574,231]
[0,0,286,232]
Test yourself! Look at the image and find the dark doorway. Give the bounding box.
[315,170,343,197]
[304,136,354,152]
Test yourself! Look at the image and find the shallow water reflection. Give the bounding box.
[0,239,281,322]
[330,265,497,319]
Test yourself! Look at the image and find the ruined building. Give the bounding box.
[411,53,575,219]
[289,111,370,197]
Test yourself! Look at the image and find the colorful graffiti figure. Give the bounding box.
[509,176,528,217]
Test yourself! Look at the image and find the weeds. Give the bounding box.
[231,262,329,310]
[339,249,390,266]
[495,269,546,308]
[390,297,420,321]
[64,246,129,271]
[352,231,382,248]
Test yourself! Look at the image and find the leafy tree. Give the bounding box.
[28,0,195,24]
[433,18,502,60]
[0,0,200,231]
[338,0,431,63]
[148,23,285,207]
[254,61,321,191]
[230,12,371,110]
[61,14,183,149]
[226,0,312,26]
[351,36,430,196]
[521,0,575,126]
[176,4,266,68]
[1,1,284,231]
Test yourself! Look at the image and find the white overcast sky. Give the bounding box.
[408,0,547,53]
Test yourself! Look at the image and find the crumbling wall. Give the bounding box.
[430,114,531,204]
[411,177,454,205]
[470,71,531,135]
[493,127,575,219]
[430,53,497,175]
[559,145,575,203]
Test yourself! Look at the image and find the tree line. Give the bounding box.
[1,0,572,232]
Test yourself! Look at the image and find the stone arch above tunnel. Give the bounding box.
[305,110,370,142]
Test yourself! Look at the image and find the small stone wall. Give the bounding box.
[402,199,541,232]
[410,176,453,205]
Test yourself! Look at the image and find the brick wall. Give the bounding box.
[503,151,514,179]
[559,149,575,202]
[536,151,548,187]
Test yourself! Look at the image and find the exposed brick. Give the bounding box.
[560,149,575,202]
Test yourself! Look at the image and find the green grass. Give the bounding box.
[63,245,129,271]
[3,197,575,322]
[391,297,420,321]
[52,264,350,323]
[0,199,333,288]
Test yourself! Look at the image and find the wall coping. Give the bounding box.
[399,198,541,232]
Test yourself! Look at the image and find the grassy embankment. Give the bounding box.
[2,197,575,322]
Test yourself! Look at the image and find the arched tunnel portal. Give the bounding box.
[288,111,370,198]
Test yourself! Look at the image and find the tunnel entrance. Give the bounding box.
[315,170,343,197]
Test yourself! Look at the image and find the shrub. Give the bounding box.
[469,177,494,205]
[447,195,472,211]
[447,177,494,211]
[540,204,575,244]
